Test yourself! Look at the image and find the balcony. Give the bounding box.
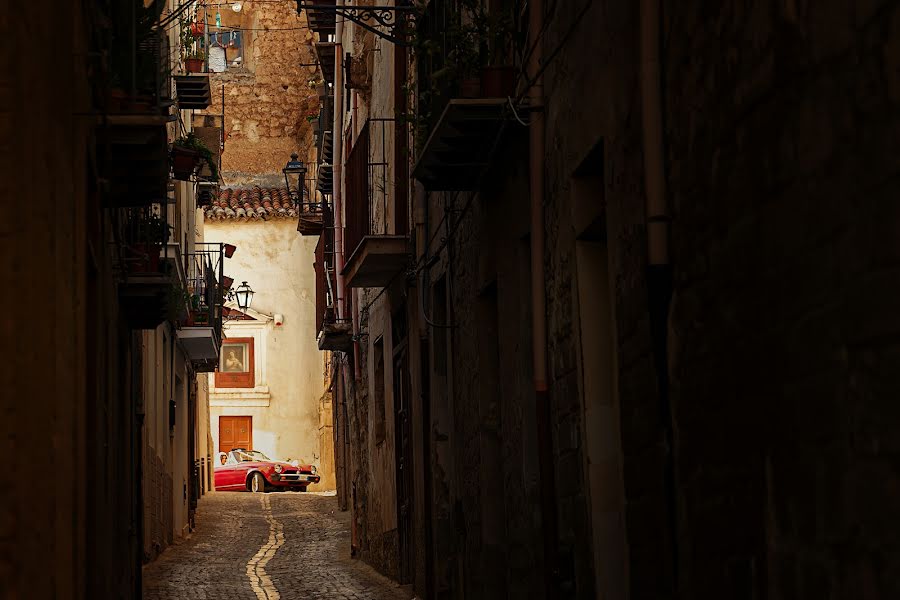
[341,119,409,289]
[297,199,329,236]
[314,233,352,352]
[412,99,509,191]
[117,210,188,329]
[96,114,170,207]
[298,0,336,40]
[177,243,226,372]
[313,41,337,84]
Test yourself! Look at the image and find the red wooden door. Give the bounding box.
[219,416,252,453]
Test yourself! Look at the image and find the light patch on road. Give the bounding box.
[246,494,284,599]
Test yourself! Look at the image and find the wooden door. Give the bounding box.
[219,416,252,453]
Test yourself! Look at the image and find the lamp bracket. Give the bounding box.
[297,2,418,47]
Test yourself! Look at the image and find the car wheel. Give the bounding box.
[250,472,266,493]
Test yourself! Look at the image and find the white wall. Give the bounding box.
[204,219,327,475]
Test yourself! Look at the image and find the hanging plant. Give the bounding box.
[172,133,218,181]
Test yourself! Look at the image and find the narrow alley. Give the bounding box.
[8,0,900,598]
[142,492,412,600]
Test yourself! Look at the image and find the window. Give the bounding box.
[215,337,255,388]
[208,30,244,72]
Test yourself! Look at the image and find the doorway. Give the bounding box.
[218,416,252,453]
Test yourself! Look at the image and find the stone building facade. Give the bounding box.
[4,0,218,596]
[202,0,318,182]
[309,0,900,599]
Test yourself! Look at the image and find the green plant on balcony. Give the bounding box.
[127,212,171,273]
[181,16,207,73]
[172,133,218,181]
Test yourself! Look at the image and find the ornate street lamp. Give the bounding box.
[283,153,307,202]
[234,281,254,311]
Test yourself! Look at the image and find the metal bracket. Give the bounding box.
[297,2,418,46]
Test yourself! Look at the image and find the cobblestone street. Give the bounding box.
[143,492,414,600]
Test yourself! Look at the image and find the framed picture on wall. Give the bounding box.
[215,338,254,388]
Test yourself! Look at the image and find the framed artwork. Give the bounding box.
[215,337,255,388]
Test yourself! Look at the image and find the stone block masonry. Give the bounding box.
[202,0,319,183]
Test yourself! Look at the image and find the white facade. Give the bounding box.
[203,218,331,487]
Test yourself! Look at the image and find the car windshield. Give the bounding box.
[234,450,270,462]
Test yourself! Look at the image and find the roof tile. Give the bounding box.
[203,186,301,222]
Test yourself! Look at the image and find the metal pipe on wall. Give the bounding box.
[333,0,346,322]
[528,0,559,596]
[640,0,678,592]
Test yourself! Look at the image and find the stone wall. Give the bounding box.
[203,0,319,184]
[663,1,900,597]
[1,0,143,597]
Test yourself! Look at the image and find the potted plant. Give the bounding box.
[129,213,170,273]
[478,8,516,97]
[181,17,207,73]
[171,133,218,181]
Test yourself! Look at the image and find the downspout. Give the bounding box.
[640,0,678,592]
[528,0,559,595]
[333,0,346,324]
[351,90,362,380]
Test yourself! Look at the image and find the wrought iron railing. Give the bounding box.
[184,243,225,341]
[117,206,173,275]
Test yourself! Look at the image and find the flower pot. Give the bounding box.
[185,58,205,74]
[458,77,482,99]
[223,243,237,258]
[480,66,516,98]
[171,148,201,181]
[222,275,234,291]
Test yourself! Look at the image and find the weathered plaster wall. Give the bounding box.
[341,23,405,580]
[203,0,319,183]
[204,220,329,484]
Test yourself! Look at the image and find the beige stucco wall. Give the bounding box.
[204,219,331,488]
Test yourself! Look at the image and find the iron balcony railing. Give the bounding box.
[344,118,408,259]
[184,243,225,343]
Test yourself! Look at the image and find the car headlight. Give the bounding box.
[310,465,317,475]
[274,464,283,474]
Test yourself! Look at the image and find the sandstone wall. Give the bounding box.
[204,0,320,184]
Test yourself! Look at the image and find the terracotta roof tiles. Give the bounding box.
[203,186,300,222]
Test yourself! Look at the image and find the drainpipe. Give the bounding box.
[640,0,678,592]
[333,0,346,323]
[351,90,362,380]
[528,0,558,596]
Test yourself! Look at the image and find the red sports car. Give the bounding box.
[214,449,320,493]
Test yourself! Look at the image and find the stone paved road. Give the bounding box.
[143,491,414,600]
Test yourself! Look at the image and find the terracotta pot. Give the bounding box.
[458,77,482,99]
[185,58,205,73]
[223,243,237,258]
[172,148,200,180]
[480,66,516,98]
[222,276,234,291]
